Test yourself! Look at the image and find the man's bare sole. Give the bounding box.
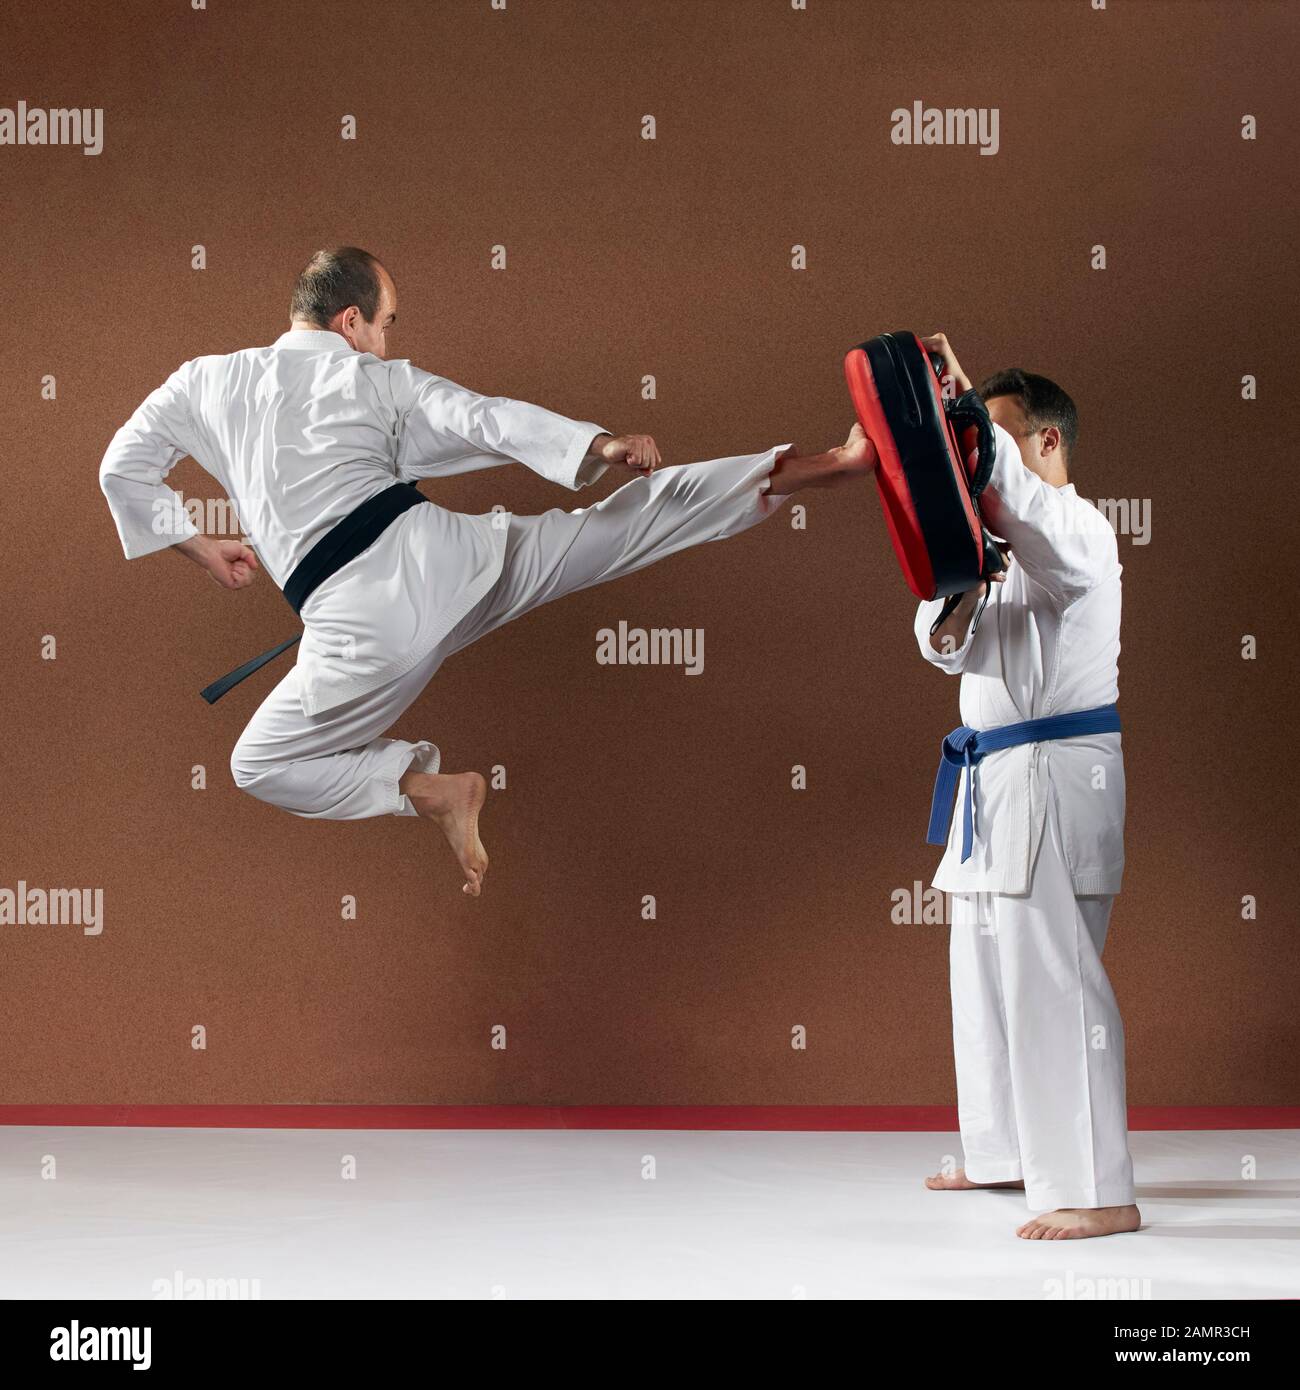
[400,770,489,896]
[765,423,878,495]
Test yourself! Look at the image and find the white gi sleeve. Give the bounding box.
[976,422,1118,603]
[389,361,611,491]
[98,364,201,559]
[914,596,977,673]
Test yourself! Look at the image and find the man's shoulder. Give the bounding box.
[369,357,450,408]
[1055,485,1121,547]
[176,348,440,401]
[374,355,431,382]
[179,345,270,378]
[182,342,372,382]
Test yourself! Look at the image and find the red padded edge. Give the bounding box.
[844,345,935,598]
[844,336,984,599]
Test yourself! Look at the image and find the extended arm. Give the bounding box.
[391,364,660,488]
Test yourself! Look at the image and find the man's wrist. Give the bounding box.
[174,533,214,568]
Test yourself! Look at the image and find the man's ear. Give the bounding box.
[1039,424,1062,458]
[331,306,359,346]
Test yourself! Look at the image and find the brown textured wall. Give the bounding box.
[1,0,1295,1105]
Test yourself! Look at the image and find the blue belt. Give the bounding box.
[926,704,1121,862]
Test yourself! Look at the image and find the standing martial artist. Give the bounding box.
[99,247,874,897]
[916,333,1139,1240]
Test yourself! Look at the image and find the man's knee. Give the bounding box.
[230,738,273,799]
[230,736,331,816]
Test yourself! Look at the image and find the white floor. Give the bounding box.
[0,1126,1294,1299]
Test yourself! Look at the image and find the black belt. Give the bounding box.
[199,482,428,704]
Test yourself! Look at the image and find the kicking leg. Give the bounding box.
[401,427,876,885]
[448,427,875,648]
[229,427,875,894]
[766,423,876,494]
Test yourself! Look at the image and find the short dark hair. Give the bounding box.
[979,367,1079,457]
[290,246,384,329]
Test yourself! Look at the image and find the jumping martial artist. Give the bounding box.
[915,333,1139,1240]
[99,246,874,896]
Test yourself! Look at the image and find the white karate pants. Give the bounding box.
[949,793,1136,1212]
[229,447,787,818]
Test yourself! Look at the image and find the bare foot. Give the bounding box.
[766,426,878,496]
[837,422,878,476]
[401,770,489,897]
[1016,1205,1142,1240]
[925,1168,1025,1192]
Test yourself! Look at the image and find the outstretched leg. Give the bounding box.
[399,428,875,884]
[767,423,875,494]
[231,428,876,896]
[442,426,875,650]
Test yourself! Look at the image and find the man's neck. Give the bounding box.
[1031,457,1070,489]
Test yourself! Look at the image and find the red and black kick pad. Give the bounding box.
[844,331,1004,627]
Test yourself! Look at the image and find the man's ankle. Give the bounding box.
[399,770,438,801]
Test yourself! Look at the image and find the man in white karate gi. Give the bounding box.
[915,333,1139,1240]
[100,247,873,897]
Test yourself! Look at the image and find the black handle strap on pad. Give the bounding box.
[928,571,997,641]
[929,591,964,635]
[981,531,1007,579]
[898,348,1001,644]
[926,520,1006,644]
[945,389,996,497]
[925,519,1005,639]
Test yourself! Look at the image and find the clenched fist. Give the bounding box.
[204,539,259,589]
[175,534,260,589]
[599,433,661,475]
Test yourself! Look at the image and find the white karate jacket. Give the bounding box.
[915,422,1125,896]
[99,328,610,713]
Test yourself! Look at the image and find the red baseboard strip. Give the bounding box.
[0,1105,1295,1131]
